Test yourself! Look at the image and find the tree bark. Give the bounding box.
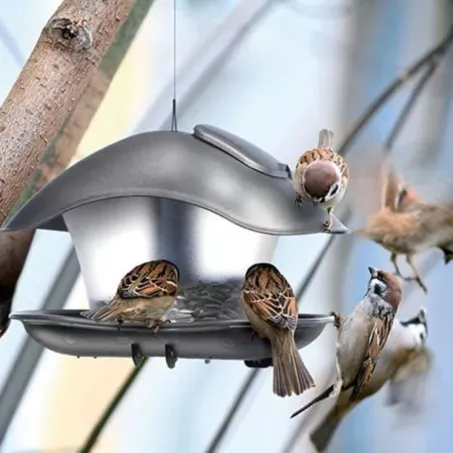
[33,0,155,191]
[0,0,152,338]
[0,0,136,223]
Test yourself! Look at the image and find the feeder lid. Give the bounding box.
[193,124,290,178]
[2,124,349,235]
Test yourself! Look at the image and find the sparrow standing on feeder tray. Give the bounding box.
[310,307,431,452]
[80,259,182,332]
[291,266,402,418]
[293,129,349,232]
[241,262,315,397]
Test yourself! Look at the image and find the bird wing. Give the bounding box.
[343,150,387,221]
[116,260,179,300]
[381,161,403,212]
[244,282,298,332]
[349,317,393,401]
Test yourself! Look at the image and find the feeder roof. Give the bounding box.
[2,124,349,235]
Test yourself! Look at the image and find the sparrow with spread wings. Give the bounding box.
[310,307,431,452]
[291,266,402,418]
[241,262,315,397]
[351,158,453,293]
[293,129,349,232]
[80,259,181,332]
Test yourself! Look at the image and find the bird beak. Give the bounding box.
[368,266,378,278]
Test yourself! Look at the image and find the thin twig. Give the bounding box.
[385,61,439,151]
[338,23,453,156]
[79,358,149,453]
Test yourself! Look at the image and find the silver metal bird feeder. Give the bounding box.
[5,124,344,367]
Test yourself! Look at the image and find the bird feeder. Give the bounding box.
[6,124,345,368]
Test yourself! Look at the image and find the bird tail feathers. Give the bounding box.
[290,384,335,419]
[80,305,121,322]
[272,331,315,397]
[318,129,334,149]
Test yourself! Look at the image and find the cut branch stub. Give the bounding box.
[45,18,93,51]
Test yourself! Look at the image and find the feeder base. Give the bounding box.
[10,309,333,362]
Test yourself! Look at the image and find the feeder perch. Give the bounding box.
[6,124,345,364]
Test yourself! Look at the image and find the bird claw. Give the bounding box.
[116,318,124,334]
[322,215,333,233]
[402,275,428,294]
[329,311,341,329]
[145,319,167,335]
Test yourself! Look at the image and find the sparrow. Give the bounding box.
[80,259,180,331]
[309,307,431,452]
[241,262,315,397]
[394,182,453,266]
[353,160,453,293]
[292,129,349,232]
[290,266,402,419]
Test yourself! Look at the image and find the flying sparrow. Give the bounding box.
[352,160,453,293]
[241,262,315,397]
[293,129,349,232]
[310,307,431,452]
[80,259,180,332]
[290,266,402,419]
[395,183,453,266]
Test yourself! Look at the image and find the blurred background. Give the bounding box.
[0,0,452,452]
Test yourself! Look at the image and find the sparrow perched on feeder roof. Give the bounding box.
[241,262,315,397]
[293,129,349,232]
[80,259,182,332]
[350,155,453,293]
[291,266,402,419]
[310,307,431,452]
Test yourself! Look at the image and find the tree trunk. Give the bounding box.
[0,0,153,338]
[0,0,136,223]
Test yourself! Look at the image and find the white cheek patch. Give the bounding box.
[370,278,387,293]
[408,323,427,344]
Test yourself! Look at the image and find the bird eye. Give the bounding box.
[330,184,339,195]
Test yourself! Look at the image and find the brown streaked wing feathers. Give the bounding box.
[116,261,178,300]
[349,317,392,401]
[244,279,298,332]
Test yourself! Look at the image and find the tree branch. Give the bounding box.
[79,358,149,453]
[0,0,136,223]
[338,23,453,156]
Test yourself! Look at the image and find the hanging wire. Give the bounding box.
[171,0,178,132]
